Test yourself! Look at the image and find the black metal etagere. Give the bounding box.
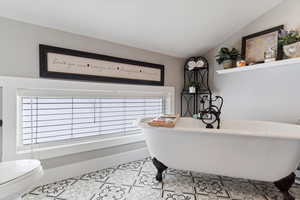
[180,56,212,117]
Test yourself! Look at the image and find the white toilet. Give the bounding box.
[0,160,43,200]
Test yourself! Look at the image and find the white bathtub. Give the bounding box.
[140,117,300,183]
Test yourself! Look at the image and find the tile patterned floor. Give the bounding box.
[23,157,300,200]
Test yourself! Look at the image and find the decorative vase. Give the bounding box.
[222,60,233,69]
[189,86,196,93]
[264,47,276,63]
[283,42,300,58]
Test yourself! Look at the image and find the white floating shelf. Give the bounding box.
[216,57,300,74]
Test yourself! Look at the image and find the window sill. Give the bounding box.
[16,134,145,160]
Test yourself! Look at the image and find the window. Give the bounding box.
[0,76,174,160]
[21,96,165,145]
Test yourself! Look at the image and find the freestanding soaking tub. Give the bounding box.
[139,117,300,200]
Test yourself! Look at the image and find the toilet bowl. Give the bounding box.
[0,160,43,200]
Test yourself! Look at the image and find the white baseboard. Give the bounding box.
[40,147,149,185]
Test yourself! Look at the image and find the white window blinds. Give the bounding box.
[21,97,165,145]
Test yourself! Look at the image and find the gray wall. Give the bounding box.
[204,0,300,123]
[0,17,185,167]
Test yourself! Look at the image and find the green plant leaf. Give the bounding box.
[216,47,240,64]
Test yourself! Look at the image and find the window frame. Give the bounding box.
[0,76,174,161]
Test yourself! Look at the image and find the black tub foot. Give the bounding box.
[152,157,168,182]
[274,172,295,200]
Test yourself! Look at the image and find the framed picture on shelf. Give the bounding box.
[241,25,284,64]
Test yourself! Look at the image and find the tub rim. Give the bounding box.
[139,118,300,140]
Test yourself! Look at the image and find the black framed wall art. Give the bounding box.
[241,25,284,64]
[39,44,165,86]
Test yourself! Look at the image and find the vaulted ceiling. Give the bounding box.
[0,0,283,57]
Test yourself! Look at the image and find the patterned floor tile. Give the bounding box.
[164,174,194,193]
[141,160,157,173]
[291,185,300,200]
[144,157,152,162]
[195,194,230,200]
[126,186,162,200]
[167,168,191,177]
[223,180,267,200]
[194,177,229,198]
[135,171,162,189]
[163,191,196,200]
[222,176,250,183]
[118,159,144,171]
[253,182,282,200]
[58,180,104,200]
[191,172,220,180]
[22,194,57,200]
[90,183,130,200]
[29,178,77,197]
[23,157,300,200]
[106,169,138,185]
[80,168,115,182]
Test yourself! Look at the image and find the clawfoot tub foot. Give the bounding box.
[152,157,168,182]
[274,172,295,200]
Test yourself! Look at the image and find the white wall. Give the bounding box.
[205,0,300,123]
[0,17,184,168]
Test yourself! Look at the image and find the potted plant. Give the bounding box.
[216,47,240,69]
[188,81,198,93]
[279,29,300,58]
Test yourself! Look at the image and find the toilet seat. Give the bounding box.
[0,160,43,200]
